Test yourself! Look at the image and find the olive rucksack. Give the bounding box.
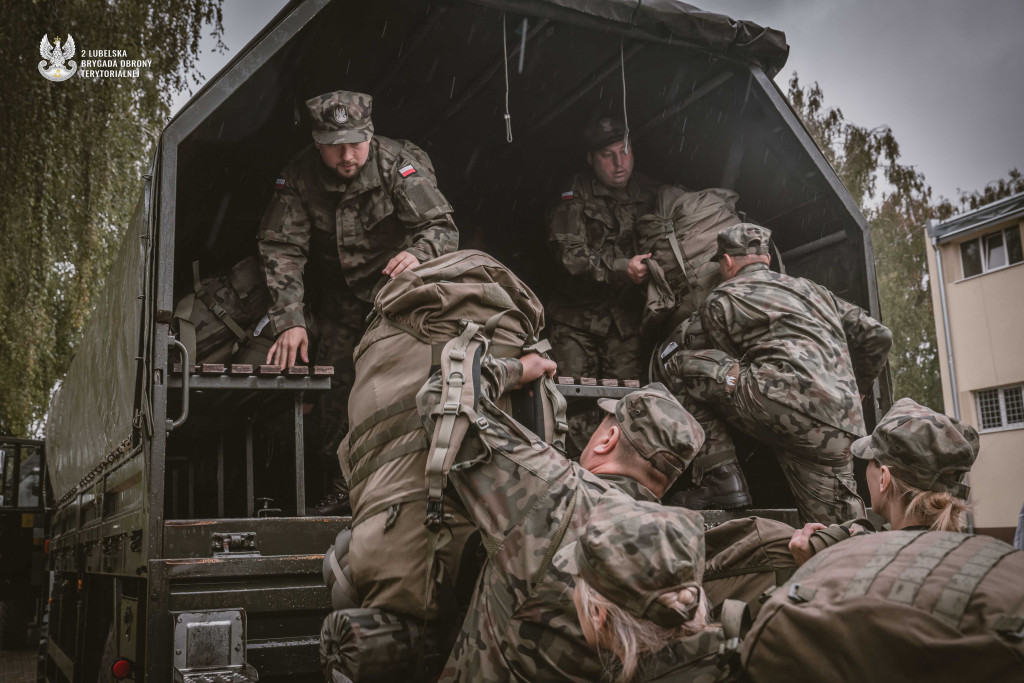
[702,516,798,613]
[334,250,565,623]
[171,255,273,365]
[741,530,1024,682]
[636,186,740,334]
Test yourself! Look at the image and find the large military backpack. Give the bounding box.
[636,186,740,334]
[333,249,565,621]
[741,530,1024,682]
[171,255,273,365]
[702,516,798,613]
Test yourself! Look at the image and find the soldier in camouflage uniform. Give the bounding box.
[789,398,979,564]
[257,90,458,508]
[553,498,725,683]
[660,224,893,524]
[547,116,659,454]
[416,354,705,682]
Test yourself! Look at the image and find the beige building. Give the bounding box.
[926,192,1024,541]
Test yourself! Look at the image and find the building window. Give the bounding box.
[976,385,1024,431]
[960,225,1023,278]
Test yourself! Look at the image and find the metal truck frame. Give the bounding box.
[41,1,890,680]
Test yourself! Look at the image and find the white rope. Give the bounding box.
[503,13,513,143]
[620,38,630,154]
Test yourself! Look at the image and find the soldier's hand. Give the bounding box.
[383,251,419,278]
[268,327,309,368]
[627,253,652,284]
[788,522,826,566]
[516,353,557,388]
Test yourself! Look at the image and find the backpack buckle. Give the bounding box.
[787,583,816,603]
[996,615,1024,640]
[425,497,445,531]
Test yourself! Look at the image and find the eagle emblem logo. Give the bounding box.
[333,106,348,124]
[39,34,78,82]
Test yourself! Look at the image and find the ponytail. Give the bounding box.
[889,475,970,532]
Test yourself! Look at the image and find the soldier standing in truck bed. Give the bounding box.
[546,116,659,453]
[660,224,893,524]
[257,90,458,512]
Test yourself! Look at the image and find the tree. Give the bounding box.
[0,1,224,436]
[786,75,949,410]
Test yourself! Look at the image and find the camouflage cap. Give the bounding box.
[305,90,374,145]
[851,398,979,499]
[584,115,627,151]
[711,223,772,262]
[554,496,705,628]
[597,383,705,481]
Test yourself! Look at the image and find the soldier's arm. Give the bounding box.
[791,518,878,565]
[547,197,630,285]
[390,147,458,263]
[698,293,744,358]
[257,174,310,334]
[831,293,894,395]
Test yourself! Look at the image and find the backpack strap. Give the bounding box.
[192,260,250,348]
[886,532,971,606]
[348,434,431,490]
[932,537,1016,629]
[663,220,692,291]
[844,530,926,599]
[346,396,422,448]
[327,543,359,609]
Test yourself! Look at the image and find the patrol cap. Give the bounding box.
[851,398,979,499]
[711,223,772,262]
[584,116,627,151]
[597,383,704,480]
[554,496,705,628]
[305,90,374,145]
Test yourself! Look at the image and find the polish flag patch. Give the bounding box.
[398,164,417,178]
[274,178,286,189]
[561,190,574,201]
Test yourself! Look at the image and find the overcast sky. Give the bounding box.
[172,0,1024,203]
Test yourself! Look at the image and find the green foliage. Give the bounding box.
[956,168,1023,212]
[786,75,944,410]
[0,1,224,436]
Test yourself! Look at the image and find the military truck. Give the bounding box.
[40,1,890,680]
[0,437,48,651]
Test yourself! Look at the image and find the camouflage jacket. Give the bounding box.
[546,172,658,336]
[418,355,660,682]
[700,263,892,435]
[639,628,726,682]
[257,136,458,333]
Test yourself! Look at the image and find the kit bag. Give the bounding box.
[636,186,740,333]
[702,516,798,613]
[319,607,443,683]
[741,530,1024,682]
[171,255,272,364]
[337,250,566,623]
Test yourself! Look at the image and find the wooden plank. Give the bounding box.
[623,379,641,388]
[312,365,335,376]
[200,363,226,375]
[258,365,282,375]
[580,377,597,386]
[556,376,576,385]
[285,366,309,376]
[230,364,253,375]
[600,379,620,387]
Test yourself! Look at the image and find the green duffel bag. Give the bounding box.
[703,516,798,614]
[741,530,1024,682]
[171,255,271,365]
[319,608,443,683]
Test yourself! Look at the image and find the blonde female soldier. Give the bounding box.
[554,498,725,683]
[789,397,979,564]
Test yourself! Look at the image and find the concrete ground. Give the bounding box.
[0,648,39,682]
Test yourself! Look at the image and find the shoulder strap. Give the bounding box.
[932,537,1016,629]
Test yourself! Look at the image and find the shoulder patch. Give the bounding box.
[274,178,286,190]
[561,190,574,201]
[398,164,416,178]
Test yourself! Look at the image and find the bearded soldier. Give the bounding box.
[659,224,892,524]
[546,116,659,453]
[258,90,458,512]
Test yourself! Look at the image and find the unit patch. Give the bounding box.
[561,191,574,200]
[274,178,286,190]
[398,164,417,178]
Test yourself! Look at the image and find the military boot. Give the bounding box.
[665,460,752,510]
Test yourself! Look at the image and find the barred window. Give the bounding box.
[976,385,1024,431]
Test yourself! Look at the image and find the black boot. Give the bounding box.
[665,461,752,510]
[310,489,351,516]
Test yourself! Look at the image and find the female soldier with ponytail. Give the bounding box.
[789,398,979,565]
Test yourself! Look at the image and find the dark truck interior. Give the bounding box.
[163,0,879,520]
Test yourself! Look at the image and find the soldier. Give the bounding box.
[546,116,659,453]
[789,398,978,565]
[659,223,893,524]
[417,354,705,682]
[257,90,458,511]
[554,498,724,683]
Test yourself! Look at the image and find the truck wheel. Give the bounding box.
[0,598,34,649]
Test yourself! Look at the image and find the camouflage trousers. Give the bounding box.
[668,349,866,525]
[310,288,372,494]
[547,319,642,456]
